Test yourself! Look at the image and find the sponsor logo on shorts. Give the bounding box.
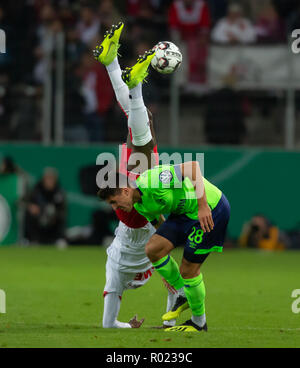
[134,268,153,281]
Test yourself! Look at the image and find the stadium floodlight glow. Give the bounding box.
[0,29,6,54]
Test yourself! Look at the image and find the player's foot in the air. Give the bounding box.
[162,295,189,321]
[164,319,208,333]
[93,22,124,66]
[121,49,156,89]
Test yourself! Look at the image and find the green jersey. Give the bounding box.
[134,165,222,223]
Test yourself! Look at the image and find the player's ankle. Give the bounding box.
[191,314,206,328]
[177,287,185,297]
[129,83,142,98]
[106,57,119,72]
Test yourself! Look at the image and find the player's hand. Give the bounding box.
[129,315,145,328]
[198,204,214,233]
[162,278,177,295]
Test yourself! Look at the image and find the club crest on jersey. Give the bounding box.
[159,170,173,184]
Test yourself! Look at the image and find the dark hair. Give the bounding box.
[97,187,121,201]
[97,171,132,201]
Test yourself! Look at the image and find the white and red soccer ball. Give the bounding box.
[151,41,182,74]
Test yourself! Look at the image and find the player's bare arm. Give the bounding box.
[179,161,214,233]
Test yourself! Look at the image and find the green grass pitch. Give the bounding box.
[0,246,299,348]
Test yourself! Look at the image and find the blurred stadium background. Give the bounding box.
[1,0,300,251]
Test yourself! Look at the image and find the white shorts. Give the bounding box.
[103,221,156,295]
[104,257,155,296]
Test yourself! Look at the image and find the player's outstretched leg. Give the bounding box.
[149,241,206,333]
[93,22,130,116]
[162,290,180,328]
[121,49,155,90]
[162,294,189,322]
[161,274,189,323]
[164,273,207,332]
[152,254,191,324]
[93,22,123,66]
[121,50,155,148]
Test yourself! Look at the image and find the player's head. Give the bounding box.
[97,171,136,212]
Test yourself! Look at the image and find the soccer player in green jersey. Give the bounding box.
[98,162,230,332]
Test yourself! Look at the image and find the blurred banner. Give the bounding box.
[0,174,20,245]
[208,45,300,89]
[1,144,300,240]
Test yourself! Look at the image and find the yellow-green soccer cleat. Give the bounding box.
[162,296,189,321]
[93,22,124,66]
[121,49,156,89]
[165,320,208,333]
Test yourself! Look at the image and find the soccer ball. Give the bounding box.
[151,41,182,74]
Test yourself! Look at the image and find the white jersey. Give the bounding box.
[106,221,155,273]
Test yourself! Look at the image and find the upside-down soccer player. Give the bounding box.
[93,23,185,329]
[98,161,230,332]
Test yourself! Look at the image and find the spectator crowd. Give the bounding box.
[0,155,118,246]
[0,0,299,143]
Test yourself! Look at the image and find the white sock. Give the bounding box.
[102,292,131,328]
[163,320,176,327]
[191,314,206,328]
[177,287,185,297]
[163,290,177,327]
[106,57,120,72]
[128,83,152,146]
[106,58,130,117]
[129,83,142,99]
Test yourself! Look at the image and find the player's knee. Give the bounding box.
[145,240,165,263]
[146,242,169,263]
[145,242,158,262]
[180,259,201,279]
[146,235,174,263]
